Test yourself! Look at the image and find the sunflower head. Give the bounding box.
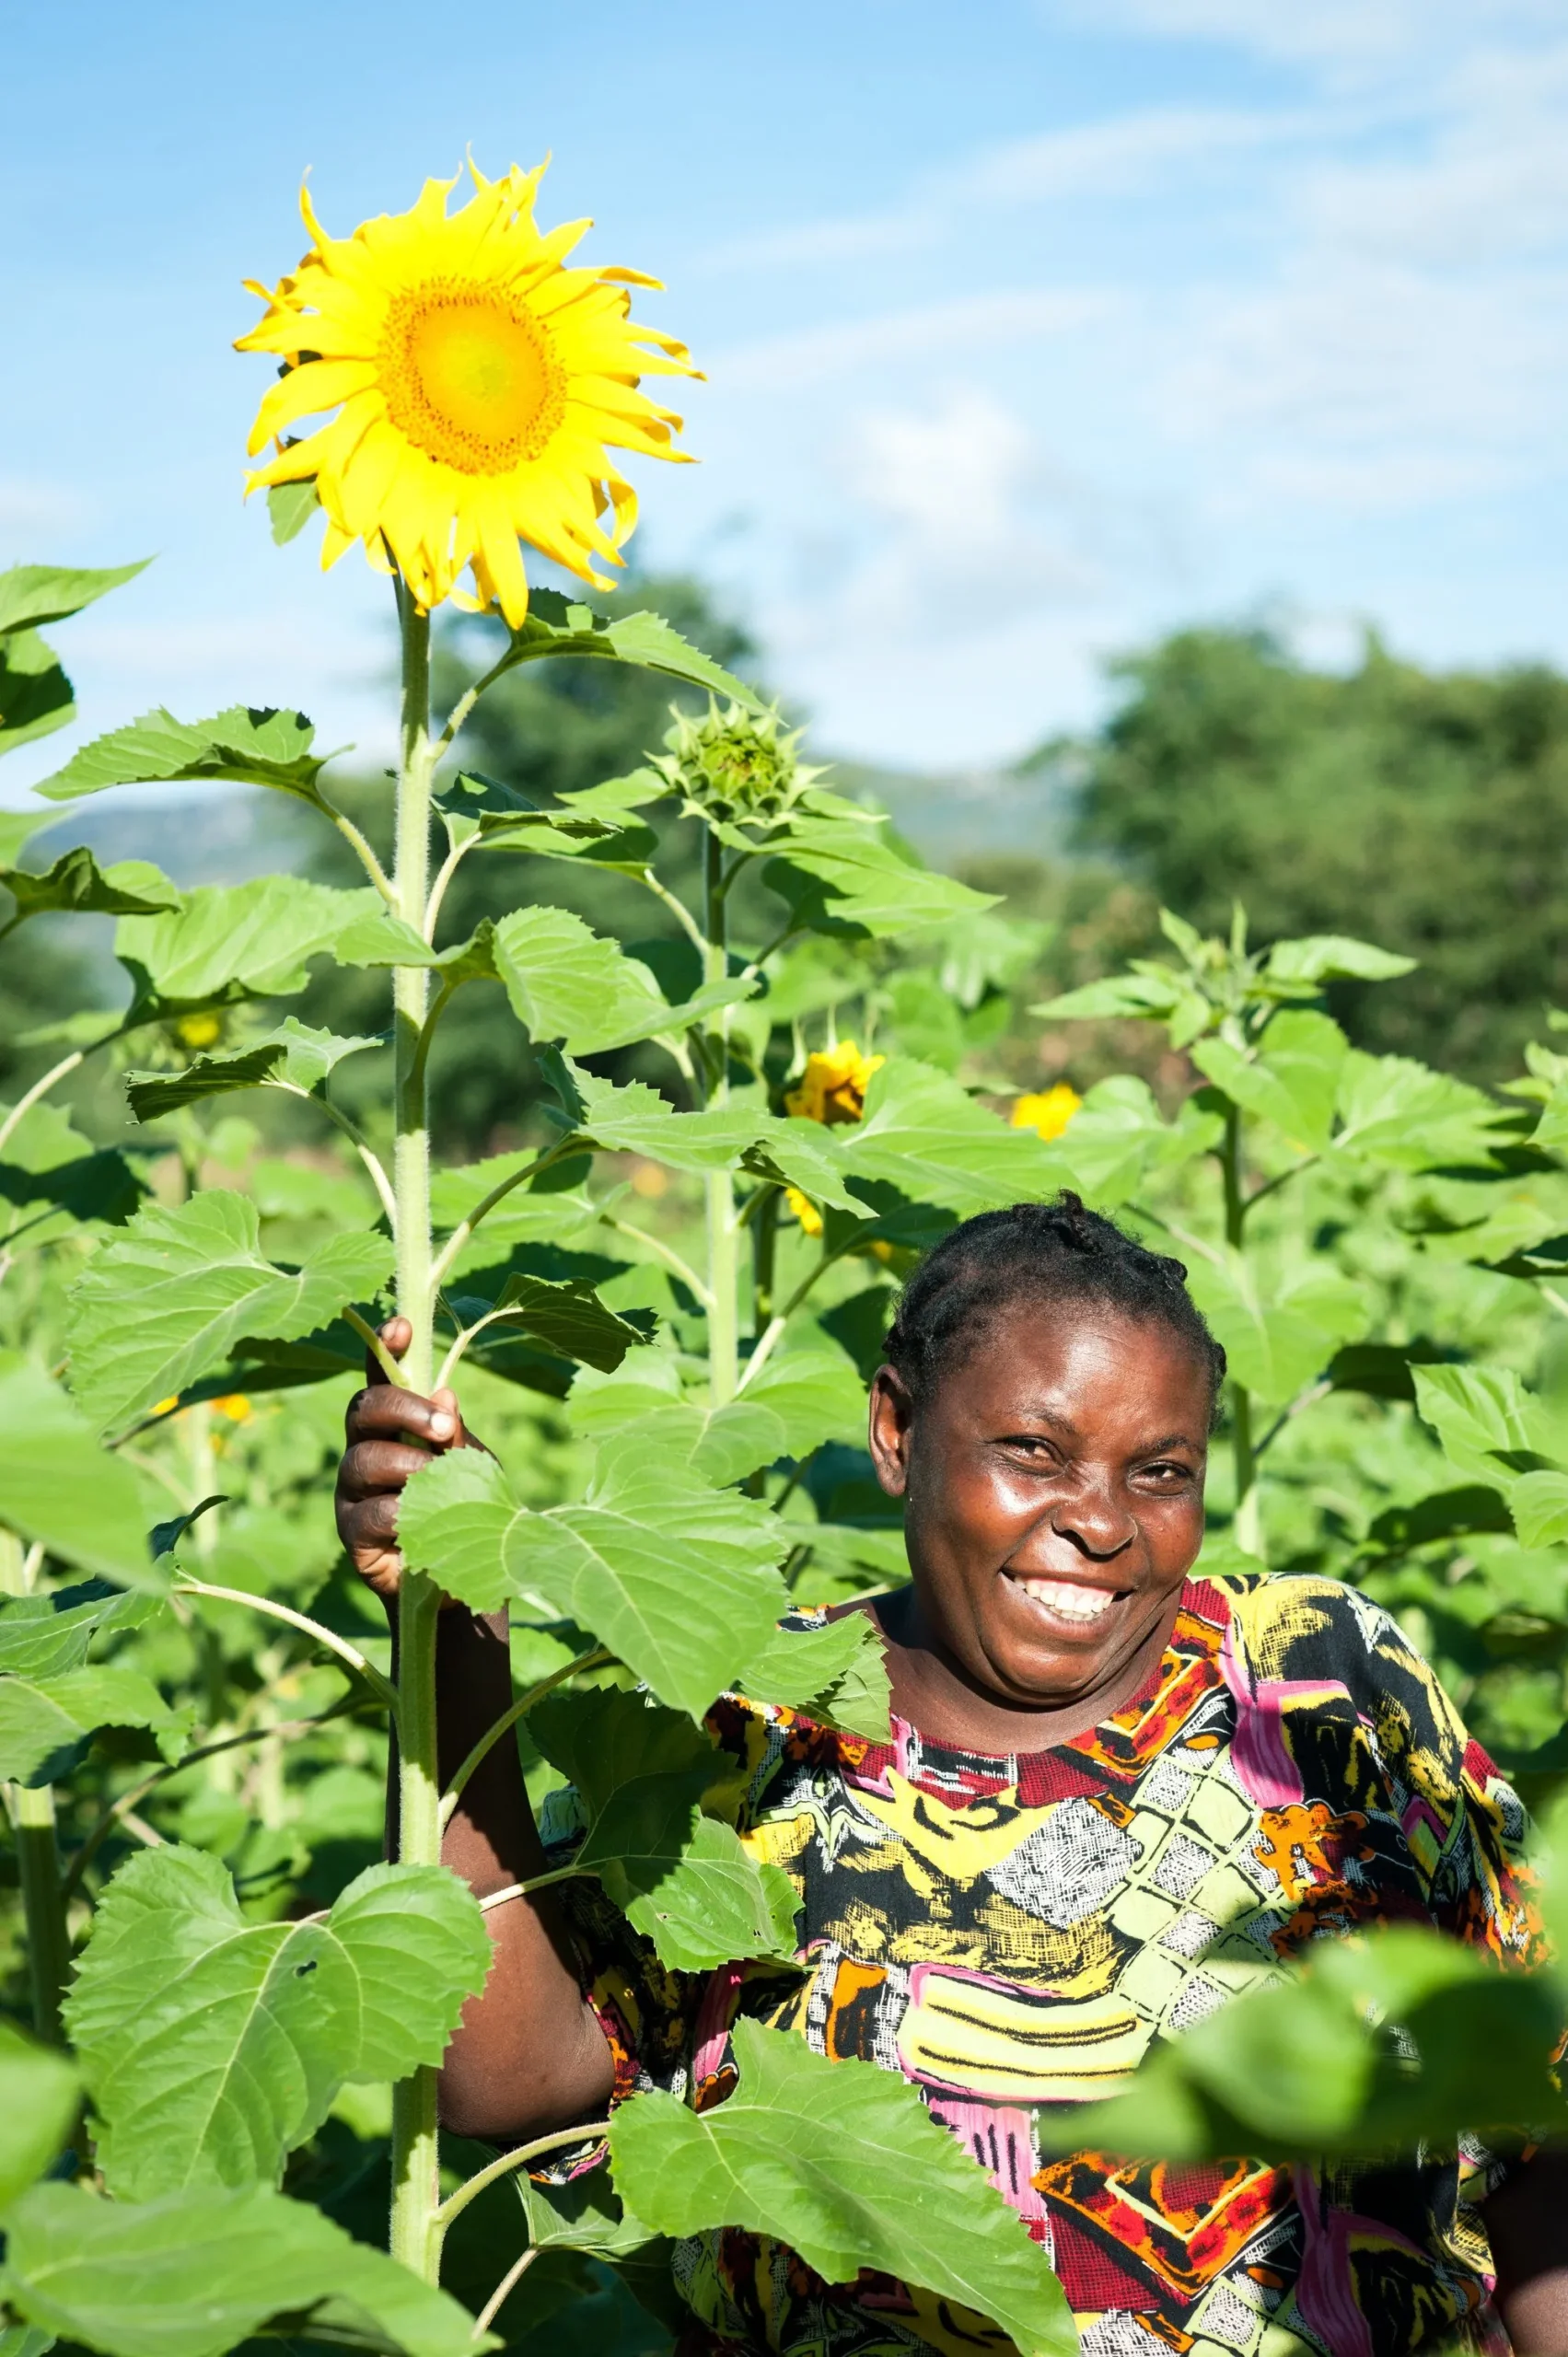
[784,1041,885,1127]
[654,699,820,828]
[1011,1083,1082,1142]
[236,162,699,628]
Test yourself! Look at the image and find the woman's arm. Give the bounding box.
[334,1329,615,2142]
[1481,2149,1568,2355]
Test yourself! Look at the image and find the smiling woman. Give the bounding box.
[337,1193,1566,2357]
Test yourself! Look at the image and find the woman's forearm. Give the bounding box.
[390,1603,615,2141]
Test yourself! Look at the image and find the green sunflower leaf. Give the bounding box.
[0,1582,159,1680]
[0,1097,145,1254]
[0,559,150,638]
[837,1057,1069,1215]
[530,1689,798,1968]
[34,704,333,807]
[490,905,751,1052]
[1191,1011,1349,1155]
[0,629,75,757]
[609,2020,1076,2355]
[4,2180,494,2357]
[1184,1251,1367,1406]
[125,1019,382,1120]
[459,1271,651,1374]
[398,1441,789,1719]
[0,2020,79,2216]
[266,479,320,545]
[1331,1051,1510,1173]
[115,876,389,1017]
[0,1362,160,1587]
[490,590,764,713]
[64,1845,489,2200]
[0,846,180,926]
[0,1665,186,1787]
[762,808,997,938]
[64,1190,392,1436]
[732,1612,893,1742]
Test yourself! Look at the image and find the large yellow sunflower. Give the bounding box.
[236,161,699,626]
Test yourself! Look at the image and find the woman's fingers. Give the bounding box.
[338,1437,438,1504]
[346,1383,457,1449]
[337,1327,476,1601]
[366,1316,412,1387]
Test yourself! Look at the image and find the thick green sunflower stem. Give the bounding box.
[0,1529,68,2044]
[388,589,444,2282]
[1221,1102,1262,1557]
[702,826,738,1405]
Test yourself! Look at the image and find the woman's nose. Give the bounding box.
[1050,1489,1135,1559]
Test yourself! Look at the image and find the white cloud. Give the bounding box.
[1298,43,1568,266]
[701,102,1317,278]
[961,105,1320,203]
[714,288,1116,392]
[1140,38,1568,514]
[1072,0,1562,76]
[745,390,1181,763]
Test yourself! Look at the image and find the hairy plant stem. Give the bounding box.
[702,825,739,1405]
[388,586,443,2282]
[0,1530,67,2041]
[1220,1102,1262,1556]
[0,1050,85,1160]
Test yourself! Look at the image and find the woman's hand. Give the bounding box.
[333,1317,478,1601]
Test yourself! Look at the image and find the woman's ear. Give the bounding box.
[868,1364,916,1497]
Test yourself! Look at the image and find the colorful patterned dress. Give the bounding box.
[550,1571,1543,2357]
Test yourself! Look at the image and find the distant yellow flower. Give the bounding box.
[784,1042,885,1128]
[212,1394,252,1423]
[237,161,698,627]
[175,1012,223,1051]
[150,1395,180,1418]
[1011,1083,1082,1142]
[784,1185,823,1237]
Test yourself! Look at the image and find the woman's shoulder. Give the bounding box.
[1196,1562,1416,1693]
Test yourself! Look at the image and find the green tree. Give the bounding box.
[1049,626,1568,1076]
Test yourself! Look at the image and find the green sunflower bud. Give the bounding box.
[653,698,822,828]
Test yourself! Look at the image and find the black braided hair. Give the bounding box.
[882,1192,1227,1427]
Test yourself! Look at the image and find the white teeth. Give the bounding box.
[1016,1577,1118,1622]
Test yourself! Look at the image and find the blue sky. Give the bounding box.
[6,0,1566,781]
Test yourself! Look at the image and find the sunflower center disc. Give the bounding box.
[382,284,566,473]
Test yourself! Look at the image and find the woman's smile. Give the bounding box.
[1005,1570,1127,1631]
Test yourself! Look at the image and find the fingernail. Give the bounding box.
[429,1412,455,1439]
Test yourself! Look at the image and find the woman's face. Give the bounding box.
[867,1299,1209,1716]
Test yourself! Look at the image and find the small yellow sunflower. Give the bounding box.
[1011,1083,1082,1142]
[236,162,698,626]
[784,1042,885,1129]
[784,1187,824,1238]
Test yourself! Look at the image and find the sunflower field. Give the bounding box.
[0,162,1565,2357]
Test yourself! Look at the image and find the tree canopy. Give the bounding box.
[1049,626,1568,1076]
